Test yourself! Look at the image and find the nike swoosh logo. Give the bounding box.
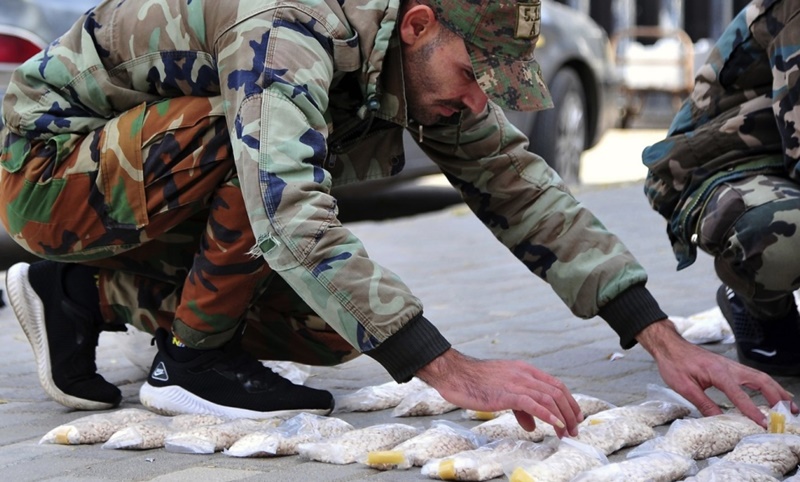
[751,349,778,357]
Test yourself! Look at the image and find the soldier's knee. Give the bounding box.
[717,203,800,290]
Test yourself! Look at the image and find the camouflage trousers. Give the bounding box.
[696,173,800,320]
[0,96,357,365]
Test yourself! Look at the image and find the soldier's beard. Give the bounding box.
[402,38,466,126]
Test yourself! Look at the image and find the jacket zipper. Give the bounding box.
[327,98,381,155]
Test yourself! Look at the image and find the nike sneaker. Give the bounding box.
[716,284,800,376]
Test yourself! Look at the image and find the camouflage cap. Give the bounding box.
[427,0,553,111]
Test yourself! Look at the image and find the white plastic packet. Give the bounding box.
[392,387,460,417]
[573,393,617,417]
[470,412,548,442]
[627,412,765,460]
[683,459,780,481]
[572,450,697,482]
[40,408,159,445]
[296,423,420,464]
[261,360,312,385]
[334,377,429,413]
[670,307,734,345]
[363,420,485,469]
[105,327,157,374]
[721,433,800,477]
[645,383,703,419]
[164,418,279,454]
[459,393,614,422]
[421,438,557,481]
[503,438,608,482]
[224,413,353,457]
[102,413,226,450]
[582,398,692,428]
[573,417,656,455]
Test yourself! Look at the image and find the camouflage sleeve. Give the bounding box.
[215,9,425,353]
[415,104,650,320]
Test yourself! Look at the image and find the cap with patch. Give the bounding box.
[427,0,553,111]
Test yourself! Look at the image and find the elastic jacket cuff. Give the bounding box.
[365,314,451,383]
[599,284,667,349]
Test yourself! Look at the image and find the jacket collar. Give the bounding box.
[340,0,409,126]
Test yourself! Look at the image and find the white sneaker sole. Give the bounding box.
[139,383,331,419]
[6,262,114,410]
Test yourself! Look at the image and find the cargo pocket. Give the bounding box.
[98,102,148,229]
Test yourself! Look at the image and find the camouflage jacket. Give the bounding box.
[643,0,799,269]
[1,0,663,374]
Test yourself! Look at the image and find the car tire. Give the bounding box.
[529,68,587,185]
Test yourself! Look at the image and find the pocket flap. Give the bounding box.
[332,31,361,72]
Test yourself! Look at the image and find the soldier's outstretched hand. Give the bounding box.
[637,319,797,426]
[417,348,582,438]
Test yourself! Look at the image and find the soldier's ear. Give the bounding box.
[398,4,438,46]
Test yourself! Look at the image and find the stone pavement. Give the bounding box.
[1,181,798,481]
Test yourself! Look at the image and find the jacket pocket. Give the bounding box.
[331,31,360,72]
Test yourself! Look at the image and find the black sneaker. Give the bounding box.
[139,328,334,419]
[716,284,800,376]
[5,262,122,409]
